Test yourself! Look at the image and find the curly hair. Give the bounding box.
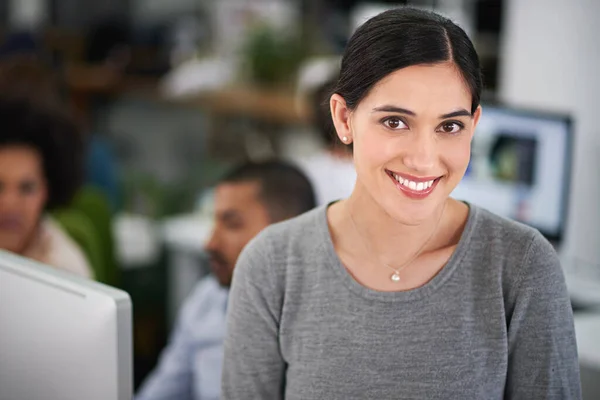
[0,97,84,209]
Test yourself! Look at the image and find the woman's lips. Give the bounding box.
[385,170,442,199]
[0,216,24,231]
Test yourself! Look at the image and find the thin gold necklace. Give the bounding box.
[348,206,443,283]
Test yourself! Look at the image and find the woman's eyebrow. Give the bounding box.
[372,105,472,119]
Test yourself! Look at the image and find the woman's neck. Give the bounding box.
[341,185,450,267]
[21,220,49,262]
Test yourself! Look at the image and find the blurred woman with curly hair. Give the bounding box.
[0,95,92,278]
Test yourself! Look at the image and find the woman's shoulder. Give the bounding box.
[267,205,327,238]
[456,205,564,312]
[466,204,559,279]
[236,206,329,278]
[42,218,94,279]
[257,205,326,249]
[467,204,548,251]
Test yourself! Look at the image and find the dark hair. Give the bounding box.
[0,97,84,209]
[334,7,482,113]
[85,18,131,64]
[221,160,316,221]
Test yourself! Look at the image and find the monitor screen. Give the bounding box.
[0,251,132,400]
[451,105,572,241]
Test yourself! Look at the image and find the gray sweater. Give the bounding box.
[222,204,581,399]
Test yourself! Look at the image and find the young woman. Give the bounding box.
[222,8,580,399]
[0,96,92,279]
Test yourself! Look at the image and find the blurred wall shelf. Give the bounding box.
[66,64,310,126]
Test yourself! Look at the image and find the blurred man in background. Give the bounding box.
[136,160,316,400]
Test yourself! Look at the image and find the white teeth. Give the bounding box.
[391,173,436,192]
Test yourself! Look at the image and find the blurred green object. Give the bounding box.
[53,186,120,287]
[242,24,306,86]
[72,186,120,286]
[120,172,166,218]
[120,158,230,218]
[52,209,104,281]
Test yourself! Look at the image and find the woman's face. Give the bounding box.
[331,63,481,225]
[0,146,48,253]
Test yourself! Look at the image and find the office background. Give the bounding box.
[1,0,599,397]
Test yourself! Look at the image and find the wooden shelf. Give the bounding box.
[168,86,309,125]
[65,65,310,126]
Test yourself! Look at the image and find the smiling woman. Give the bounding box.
[331,63,479,228]
[222,7,581,400]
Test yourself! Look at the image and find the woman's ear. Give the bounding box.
[472,105,482,130]
[465,105,482,140]
[330,93,353,144]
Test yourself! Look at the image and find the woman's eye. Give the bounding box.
[20,182,38,195]
[438,121,464,134]
[383,117,407,130]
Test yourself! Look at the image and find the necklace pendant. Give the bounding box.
[391,272,401,282]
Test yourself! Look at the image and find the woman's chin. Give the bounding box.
[381,196,444,226]
[0,238,25,254]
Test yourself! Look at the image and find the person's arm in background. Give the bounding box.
[135,279,215,400]
[221,235,286,399]
[505,232,582,399]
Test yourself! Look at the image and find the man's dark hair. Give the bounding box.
[220,160,316,221]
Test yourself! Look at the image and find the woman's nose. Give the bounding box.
[402,132,436,172]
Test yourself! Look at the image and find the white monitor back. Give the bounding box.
[0,251,132,400]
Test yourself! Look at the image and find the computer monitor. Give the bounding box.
[0,251,132,400]
[451,104,572,242]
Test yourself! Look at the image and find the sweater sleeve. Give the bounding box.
[505,232,581,399]
[221,233,286,400]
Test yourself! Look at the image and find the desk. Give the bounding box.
[574,312,600,399]
[566,273,600,308]
[575,313,600,368]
